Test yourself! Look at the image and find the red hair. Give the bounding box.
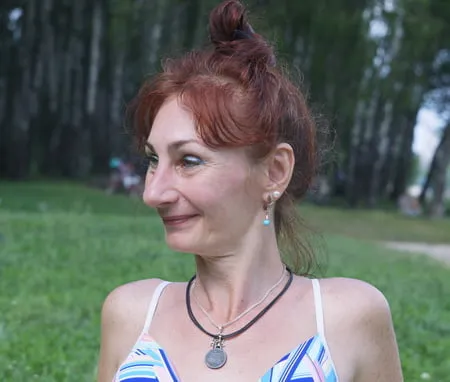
[128,0,319,274]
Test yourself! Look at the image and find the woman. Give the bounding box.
[97,1,403,381]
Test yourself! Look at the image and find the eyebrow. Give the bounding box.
[145,139,200,153]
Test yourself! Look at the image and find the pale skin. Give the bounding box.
[97,97,404,382]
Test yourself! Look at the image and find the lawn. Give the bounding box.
[0,182,449,381]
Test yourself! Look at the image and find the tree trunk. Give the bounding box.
[86,0,103,117]
[59,0,90,177]
[145,0,170,70]
[346,67,373,206]
[87,0,105,174]
[359,87,381,206]
[389,111,417,202]
[369,100,394,205]
[183,0,201,49]
[419,154,436,204]
[0,7,11,176]
[423,124,450,217]
[8,0,36,178]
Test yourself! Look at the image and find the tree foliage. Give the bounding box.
[0,0,449,210]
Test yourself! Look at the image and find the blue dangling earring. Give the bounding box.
[263,191,281,226]
[263,211,271,226]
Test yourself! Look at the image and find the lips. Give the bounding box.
[161,215,197,226]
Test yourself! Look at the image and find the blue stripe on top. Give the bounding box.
[114,333,338,382]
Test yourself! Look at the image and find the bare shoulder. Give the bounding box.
[319,277,390,316]
[100,278,166,349]
[102,278,163,326]
[318,277,393,341]
[318,277,403,381]
[97,278,164,382]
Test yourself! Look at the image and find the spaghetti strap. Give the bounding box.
[311,279,325,337]
[142,281,171,334]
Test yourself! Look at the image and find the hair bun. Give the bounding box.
[209,0,276,66]
[232,28,254,40]
[209,0,252,44]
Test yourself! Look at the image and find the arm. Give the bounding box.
[97,288,125,382]
[97,279,160,382]
[353,283,403,382]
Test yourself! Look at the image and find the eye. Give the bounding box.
[181,155,204,168]
[145,153,159,171]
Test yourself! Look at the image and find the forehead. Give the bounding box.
[147,97,257,171]
[148,97,197,146]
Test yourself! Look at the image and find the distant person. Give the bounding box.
[106,157,123,194]
[398,193,422,217]
[97,1,403,381]
[107,157,142,197]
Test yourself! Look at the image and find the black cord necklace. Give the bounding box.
[185,267,293,369]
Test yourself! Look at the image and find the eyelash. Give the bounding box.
[181,155,204,168]
[145,153,158,168]
[145,153,204,171]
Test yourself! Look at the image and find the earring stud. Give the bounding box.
[263,191,281,226]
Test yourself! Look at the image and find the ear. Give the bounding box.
[263,143,295,193]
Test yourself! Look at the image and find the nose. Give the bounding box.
[142,166,179,208]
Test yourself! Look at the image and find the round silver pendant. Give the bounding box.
[205,348,227,369]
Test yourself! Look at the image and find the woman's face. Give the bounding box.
[143,97,264,256]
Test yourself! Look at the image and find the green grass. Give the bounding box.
[0,181,150,216]
[300,203,450,244]
[0,182,449,381]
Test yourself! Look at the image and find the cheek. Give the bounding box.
[193,168,257,217]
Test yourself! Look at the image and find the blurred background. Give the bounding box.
[0,1,450,381]
[1,0,450,214]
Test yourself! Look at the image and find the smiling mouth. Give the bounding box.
[162,215,198,226]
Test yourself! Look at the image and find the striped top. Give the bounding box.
[113,280,339,382]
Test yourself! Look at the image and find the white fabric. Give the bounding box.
[311,279,325,337]
[142,281,171,333]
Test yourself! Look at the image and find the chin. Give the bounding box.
[164,229,222,256]
[164,231,202,254]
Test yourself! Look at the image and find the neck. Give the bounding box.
[192,233,286,326]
